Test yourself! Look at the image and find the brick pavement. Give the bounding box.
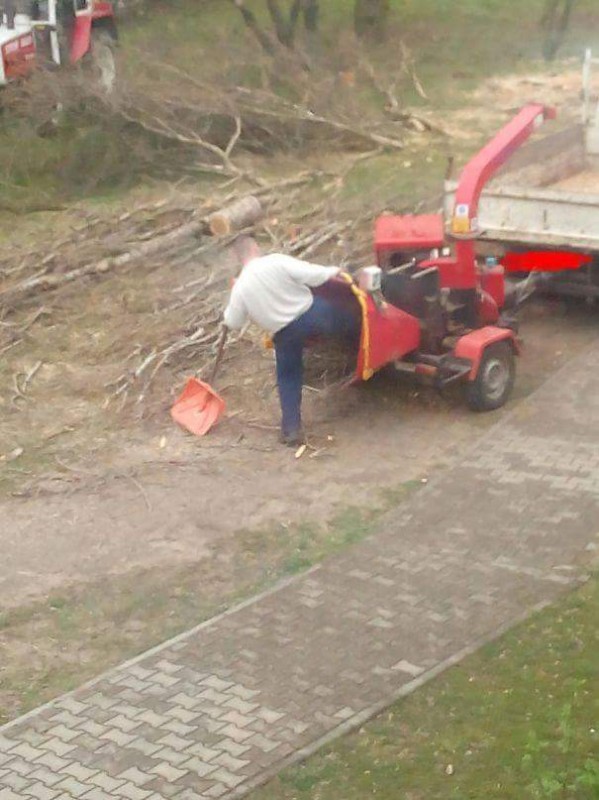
[2,342,599,799]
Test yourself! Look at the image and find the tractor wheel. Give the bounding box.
[467,341,515,412]
[86,31,117,96]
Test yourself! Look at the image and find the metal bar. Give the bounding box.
[453,105,556,223]
[5,0,15,28]
[48,0,61,65]
[449,104,556,288]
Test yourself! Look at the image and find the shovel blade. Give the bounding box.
[171,378,226,437]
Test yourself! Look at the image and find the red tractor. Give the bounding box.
[0,0,117,92]
[322,104,557,411]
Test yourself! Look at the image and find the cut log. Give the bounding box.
[207,196,264,236]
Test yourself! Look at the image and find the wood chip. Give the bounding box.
[295,444,307,460]
[1,446,24,462]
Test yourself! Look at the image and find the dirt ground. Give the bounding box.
[1,65,597,613]
[1,294,597,611]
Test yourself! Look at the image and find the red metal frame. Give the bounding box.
[70,15,92,62]
[318,277,518,386]
[450,105,555,237]
[375,214,444,263]
[453,327,520,379]
[70,0,115,64]
[450,103,556,289]
[355,293,421,381]
[416,256,463,289]
[92,1,115,19]
[2,32,36,79]
[366,107,551,389]
[314,277,421,382]
[375,103,557,292]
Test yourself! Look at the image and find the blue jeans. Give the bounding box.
[273,296,359,437]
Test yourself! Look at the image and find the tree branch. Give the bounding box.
[266,0,289,44]
[229,0,276,53]
[287,0,303,43]
[302,0,319,32]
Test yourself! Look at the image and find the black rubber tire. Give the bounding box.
[467,341,515,412]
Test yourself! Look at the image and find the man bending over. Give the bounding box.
[223,241,358,446]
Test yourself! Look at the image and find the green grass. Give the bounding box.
[253,576,599,800]
[125,0,598,105]
[0,0,594,212]
[0,110,159,213]
[278,498,415,575]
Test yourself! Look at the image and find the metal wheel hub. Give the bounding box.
[481,357,509,401]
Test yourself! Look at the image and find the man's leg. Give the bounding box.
[274,328,305,443]
[273,297,360,443]
[273,301,328,443]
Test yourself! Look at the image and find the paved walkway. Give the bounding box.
[2,342,599,800]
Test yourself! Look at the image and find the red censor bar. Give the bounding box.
[503,250,593,273]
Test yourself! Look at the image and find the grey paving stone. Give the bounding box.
[0,789,25,800]
[21,782,60,800]
[87,773,126,792]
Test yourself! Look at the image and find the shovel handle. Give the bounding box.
[210,327,228,384]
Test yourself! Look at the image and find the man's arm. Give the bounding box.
[279,255,340,288]
[223,288,249,331]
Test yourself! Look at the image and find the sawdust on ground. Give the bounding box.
[550,169,599,192]
[442,62,586,143]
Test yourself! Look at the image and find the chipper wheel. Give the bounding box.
[85,31,117,96]
[467,341,515,412]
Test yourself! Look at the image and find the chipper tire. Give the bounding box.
[85,31,117,96]
[467,341,515,412]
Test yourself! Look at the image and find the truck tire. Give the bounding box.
[467,341,515,412]
[86,30,117,95]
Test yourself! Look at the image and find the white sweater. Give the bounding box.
[223,254,340,334]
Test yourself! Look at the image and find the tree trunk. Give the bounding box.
[230,0,276,54]
[541,0,575,61]
[354,0,390,39]
[266,0,293,46]
[231,0,319,51]
[303,0,319,32]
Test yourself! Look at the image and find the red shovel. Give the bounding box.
[171,328,228,437]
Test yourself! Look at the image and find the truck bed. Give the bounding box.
[444,125,599,251]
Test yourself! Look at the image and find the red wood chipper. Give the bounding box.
[320,103,557,411]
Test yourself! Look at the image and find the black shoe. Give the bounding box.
[279,430,306,448]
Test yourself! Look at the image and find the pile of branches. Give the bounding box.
[0,40,438,409]
[0,168,349,312]
[113,45,437,179]
[107,168,383,406]
[0,163,385,409]
[0,200,202,309]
